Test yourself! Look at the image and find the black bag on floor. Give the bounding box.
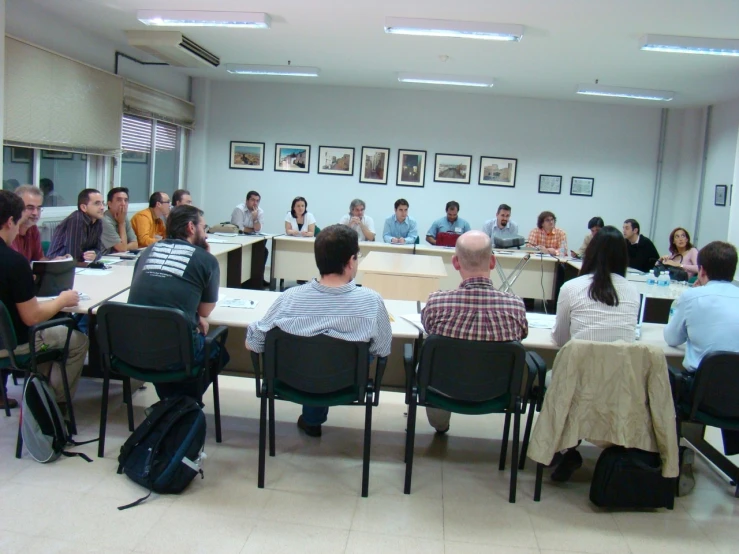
[589,446,675,509]
[117,395,207,510]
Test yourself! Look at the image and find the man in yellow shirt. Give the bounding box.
[131,191,170,246]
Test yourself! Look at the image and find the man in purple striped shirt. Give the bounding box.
[47,189,104,263]
[421,231,528,433]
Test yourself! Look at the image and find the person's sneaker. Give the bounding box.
[297,415,322,437]
[551,449,583,482]
[679,447,696,496]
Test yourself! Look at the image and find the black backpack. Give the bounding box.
[589,446,675,509]
[117,395,207,510]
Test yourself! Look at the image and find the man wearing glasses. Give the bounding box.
[47,189,105,263]
[527,211,568,256]
[131,191,170,246]
[11,185,45,262]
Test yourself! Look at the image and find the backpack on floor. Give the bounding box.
[21,374,95,463]
[589,446,675,509]
[117,395,207,510]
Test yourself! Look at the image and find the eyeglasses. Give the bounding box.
[161,200,171,205]
[544,217,556,223]
[25,205,43,213]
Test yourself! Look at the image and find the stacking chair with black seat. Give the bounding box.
[96,303,229,458]
[671,352,739,497]
[403,335,532,503]
[0,301,78,457]
[250,327,388,498]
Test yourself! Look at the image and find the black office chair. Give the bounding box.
[670,352,739,497]
[250,328,388,497]
[0,301,78,457]
[403,335,534,503]
[96,303,228,458]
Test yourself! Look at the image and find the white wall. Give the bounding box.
[189,80,663,245]
[0,0,5,177]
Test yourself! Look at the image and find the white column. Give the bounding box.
[727,126,739,279]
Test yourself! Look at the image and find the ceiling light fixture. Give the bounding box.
[225,64,320,77]
[640,34,739,57]
[137,10,271,28]
[385,17,523,41]
[576,83,674,102]
[398,72,494,88]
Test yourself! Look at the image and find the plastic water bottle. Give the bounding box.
[646,270,657,287]
[657,272,670,288]
[559,240,568,259]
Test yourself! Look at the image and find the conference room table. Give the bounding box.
[358,251,447,302]
[207,234,269,288]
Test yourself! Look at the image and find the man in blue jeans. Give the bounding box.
[245,224,392,436]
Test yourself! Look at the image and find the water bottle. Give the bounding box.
[657,272,670,287]
[559,239,568,259]
[646,269,657,286]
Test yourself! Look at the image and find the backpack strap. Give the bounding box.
[117,490,152,511]
[61,450,93,463]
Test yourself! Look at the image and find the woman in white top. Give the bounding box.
[285,196,316,237]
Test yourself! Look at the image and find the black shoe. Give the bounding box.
[551,449,583,482]
[0,397,19,409]
[297,415,322,437]
[434,426,450,435]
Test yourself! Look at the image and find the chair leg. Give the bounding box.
[212,374,222,443]
[404,398,417,494]
[279,279,285,292]
[534,462,544,501]
[509,399,522,504]
[499,411,512,471]
[58,361,77,436]
[12,373,18,386]
[361,398,373,498]
[98,372,110,458]
[16,371,30,458]
[268,396,275,457]
[123,377,134,432]
[1,370,10,417]
[258,395,267,489]
[519,398,537,470]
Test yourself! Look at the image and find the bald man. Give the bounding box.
[421,231,529,433]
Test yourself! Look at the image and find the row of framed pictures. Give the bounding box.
[229,141,518,188]
[538,175,595,197]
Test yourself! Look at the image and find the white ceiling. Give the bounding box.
[23,0,739,108]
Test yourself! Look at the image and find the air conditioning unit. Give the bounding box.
[125,30,220,68]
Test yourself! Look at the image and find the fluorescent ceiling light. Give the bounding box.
[385,17,523,41]
[398,72,494,88]
[576,83,674,102]
[640,34,739,57]
[225,64,320,77]
[137,10,271,28]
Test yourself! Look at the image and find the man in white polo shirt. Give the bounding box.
[339,198,375,241]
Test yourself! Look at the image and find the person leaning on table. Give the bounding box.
[339,198,375,241]
[231,190,263,233]
[576,216,603,257]
[526,210,567,256]
[285,196,316,237]
[482,203,518,239]
[425,200,471,245]
[383,198,418,244]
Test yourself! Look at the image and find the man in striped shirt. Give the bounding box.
[246,224,392,437]
[422,231,529,433]
[46,188,104,262]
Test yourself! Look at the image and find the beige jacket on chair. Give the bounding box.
[527,340,679,477]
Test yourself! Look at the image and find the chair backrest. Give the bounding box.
[314,225,321,236]
[96,303,195,375]
[0,301,19,353]
[416,335,527,406]
[691,352,739,420]
[263,327,369,400]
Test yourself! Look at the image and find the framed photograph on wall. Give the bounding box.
[230,141,265,170]
[538,174,562,194]
[275,143,310,173]
[317,146,355,176]
[478,156,517,187]
[11,147,32,163]
[41,150,73,160]
[434,153,472,184]
[122,151,148,164]
[397,149,426,187]
[715,184,728,206]
[571,176,595,197]
[359,146,390,185]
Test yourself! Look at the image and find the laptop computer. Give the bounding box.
[32,258,76,297]
[436,232,460,247]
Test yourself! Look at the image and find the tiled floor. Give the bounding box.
[1,375,738,554]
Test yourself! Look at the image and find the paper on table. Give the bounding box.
[74,268,112,276]
[99,257,123,265]
[401,313,426,333]
[526,313,557,329]
[206,239,230,244]
[219,298,258,309]
[213,232,239,237]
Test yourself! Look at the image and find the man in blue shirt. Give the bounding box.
[425,201,471,245]
[482,204,519,239]
[383,198,418,244]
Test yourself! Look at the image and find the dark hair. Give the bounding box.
[107,187,129,203]
[588,216,604,229]
[623,219,640,234]
[39,178,54,192]
[149,191,166,208]
[77,189,101,210]
[290,196,308,218]
[446,200,460,211]
[166,205,204,241]
[579,226,628,307]
[668,227,694,255]
[497,204,511,213]
[172,189,191,205]
[246,190,261,201]
[0,190,25,228]
[314,224,359,276]
[697,241,737,282]
[537,211,556,229]
[394,198,409,210]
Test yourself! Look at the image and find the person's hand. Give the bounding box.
[83,251,96,262]
[114,205,127,225]
[59,290,80,308]
[251,209,259,221]
[660,254,670,262]
[53,255,70,261]
[663,259,679,267]
[546,248,558,256]
[197,317,209,336]
[391,237,399,244]
[398,238,406,244]
[350,216,361,225]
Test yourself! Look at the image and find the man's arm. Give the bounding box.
[131,213,159,246]
[370,299,393,357]
[16,291,80,327]
[65,215,84,261]
[551,286,571,346]
[245,296,285,353]
[663,296,688,346]
[361,218,375,241]
[101,215,127,253]
[230,207,245,230]
[425,221,437,245]
[382,218,394,243]
[407,219,419,243]
[250,210,263,233]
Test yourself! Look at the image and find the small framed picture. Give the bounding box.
[571,176,595,197]
[41,150,73,160]
[479,156,517,187]
[434,153,472,184]
[275,143,310,173]
[11,147,32,163]
[317,146,355,176]
[230,141,265,170]
[715,184,728,207]
[397,149,426,187]
[538,174,562,194]
[359,146,390,185]
[122,151,148,164]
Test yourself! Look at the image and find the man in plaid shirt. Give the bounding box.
[421,231,529,433]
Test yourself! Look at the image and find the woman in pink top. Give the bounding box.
[659,227,699,277]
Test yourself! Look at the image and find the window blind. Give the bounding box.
[123,80,195,129]
[121,115,152,153]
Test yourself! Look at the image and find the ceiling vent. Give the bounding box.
[125,30,220,68]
